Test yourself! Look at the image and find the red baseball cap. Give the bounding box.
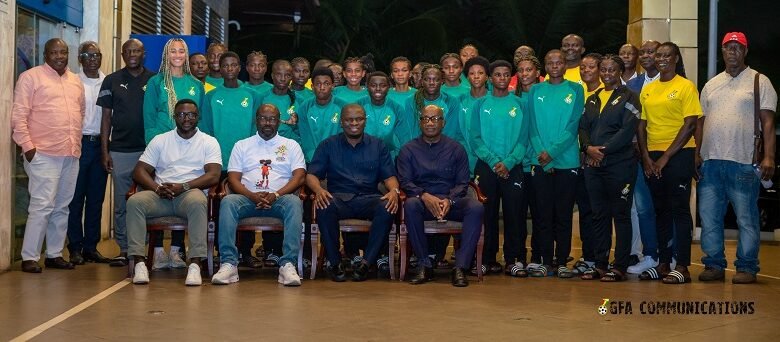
[722,32,748,47]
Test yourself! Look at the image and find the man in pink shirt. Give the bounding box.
[11,38,85,273]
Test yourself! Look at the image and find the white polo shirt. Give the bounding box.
[228,133,306,192]
[79,70,106,135]
[139,128,222,184]
[700,67,777,164]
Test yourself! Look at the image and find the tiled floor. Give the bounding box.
[1,233,779,341]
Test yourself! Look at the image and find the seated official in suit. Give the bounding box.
[305,103,400,282]
[397,105,484,287]
[211,104,306,286]
[127,99,222,286]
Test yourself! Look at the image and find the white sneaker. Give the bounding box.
[211,263,239,285]
[170,249,187,269]
[152,248,170,270]
[627,255,659,274]
[133,262,150,284]
[278,262,302,286]
[185,263,202,286]
[526,262,541,271]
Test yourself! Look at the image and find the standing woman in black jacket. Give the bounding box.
[578,55,641,282]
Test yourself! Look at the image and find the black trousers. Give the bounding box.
[526,171,541,264]
[531,166,578,266]
[476,160,528,265]
[574,167,594,262]
[585,162,637,272]
[646,148,695,266]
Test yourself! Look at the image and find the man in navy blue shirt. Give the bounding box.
[306,103,400,282]
[397,105,483,287]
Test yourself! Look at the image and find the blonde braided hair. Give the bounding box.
[158,38,192,117]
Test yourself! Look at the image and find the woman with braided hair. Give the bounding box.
[141,37,203,269]
[244,50,273,98]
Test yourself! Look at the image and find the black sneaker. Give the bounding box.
[352,262,369,282]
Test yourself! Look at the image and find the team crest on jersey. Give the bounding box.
[331,112,339,123]
[611,96,621,106]
[255,159,273,189]
[564,93,573,104]
[668,90,678,99]
[287,105,296,115]
[509,107,517,117]
[188,86,196,96]
[620,184,631,201]
[383,115,391,126]
[241,97,249,108]
[275,145,288,162]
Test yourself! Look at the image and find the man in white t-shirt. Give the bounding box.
[127,99,222,286]
[697,32,777,284]
[212,104,306,286]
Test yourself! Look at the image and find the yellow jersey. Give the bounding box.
[640,75,702,151]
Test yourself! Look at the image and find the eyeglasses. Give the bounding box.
[258,116,279,123]
[174,111,198,119]
[419,116,444,123]
[79,52,102,60]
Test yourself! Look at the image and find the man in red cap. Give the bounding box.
[696,32,777,284]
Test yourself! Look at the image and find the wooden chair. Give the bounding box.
[398,182,487,281]
[126,183,218,277]
[216,179,316,279]
[309,181,397,280]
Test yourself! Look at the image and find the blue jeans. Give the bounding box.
[218,194,303,267]
[698,159,761,274]
[631,165,658,259]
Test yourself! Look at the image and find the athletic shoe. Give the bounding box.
[133,262,150,284]
[185,263,202,286]
[627,255,659,274]
[211,263,239,284]
[170,249,187,269]
[278,262,302,286]
[152,248,170,270]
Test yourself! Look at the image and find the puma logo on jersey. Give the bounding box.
[215,99,224,106]
[462,107,468,114]
[120,83,128,90]
[483,108,493,115]
[537,96,545,102]
[679,183,688,190]
[310,116,318,123]
[571,169,579,176]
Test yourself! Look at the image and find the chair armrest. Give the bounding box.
[207,184,219,221]
[469,181,487,203]
[126,182,138,201]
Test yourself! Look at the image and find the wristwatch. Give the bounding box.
[182,182,191,191]
[272,191,281,199]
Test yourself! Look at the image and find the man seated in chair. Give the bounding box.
[127,99,222,286]
[212,104,306,286]
[306,103,401,282]
[397,105,484,287]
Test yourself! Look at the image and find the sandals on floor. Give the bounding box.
[572,259,590,275]
[557,266,574,278]
[581,268,606,280]
[506,262,529,278]
[662,269,692,284]
[529,265,552,277]
[601,269,626,282]
[639,263,671,281]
